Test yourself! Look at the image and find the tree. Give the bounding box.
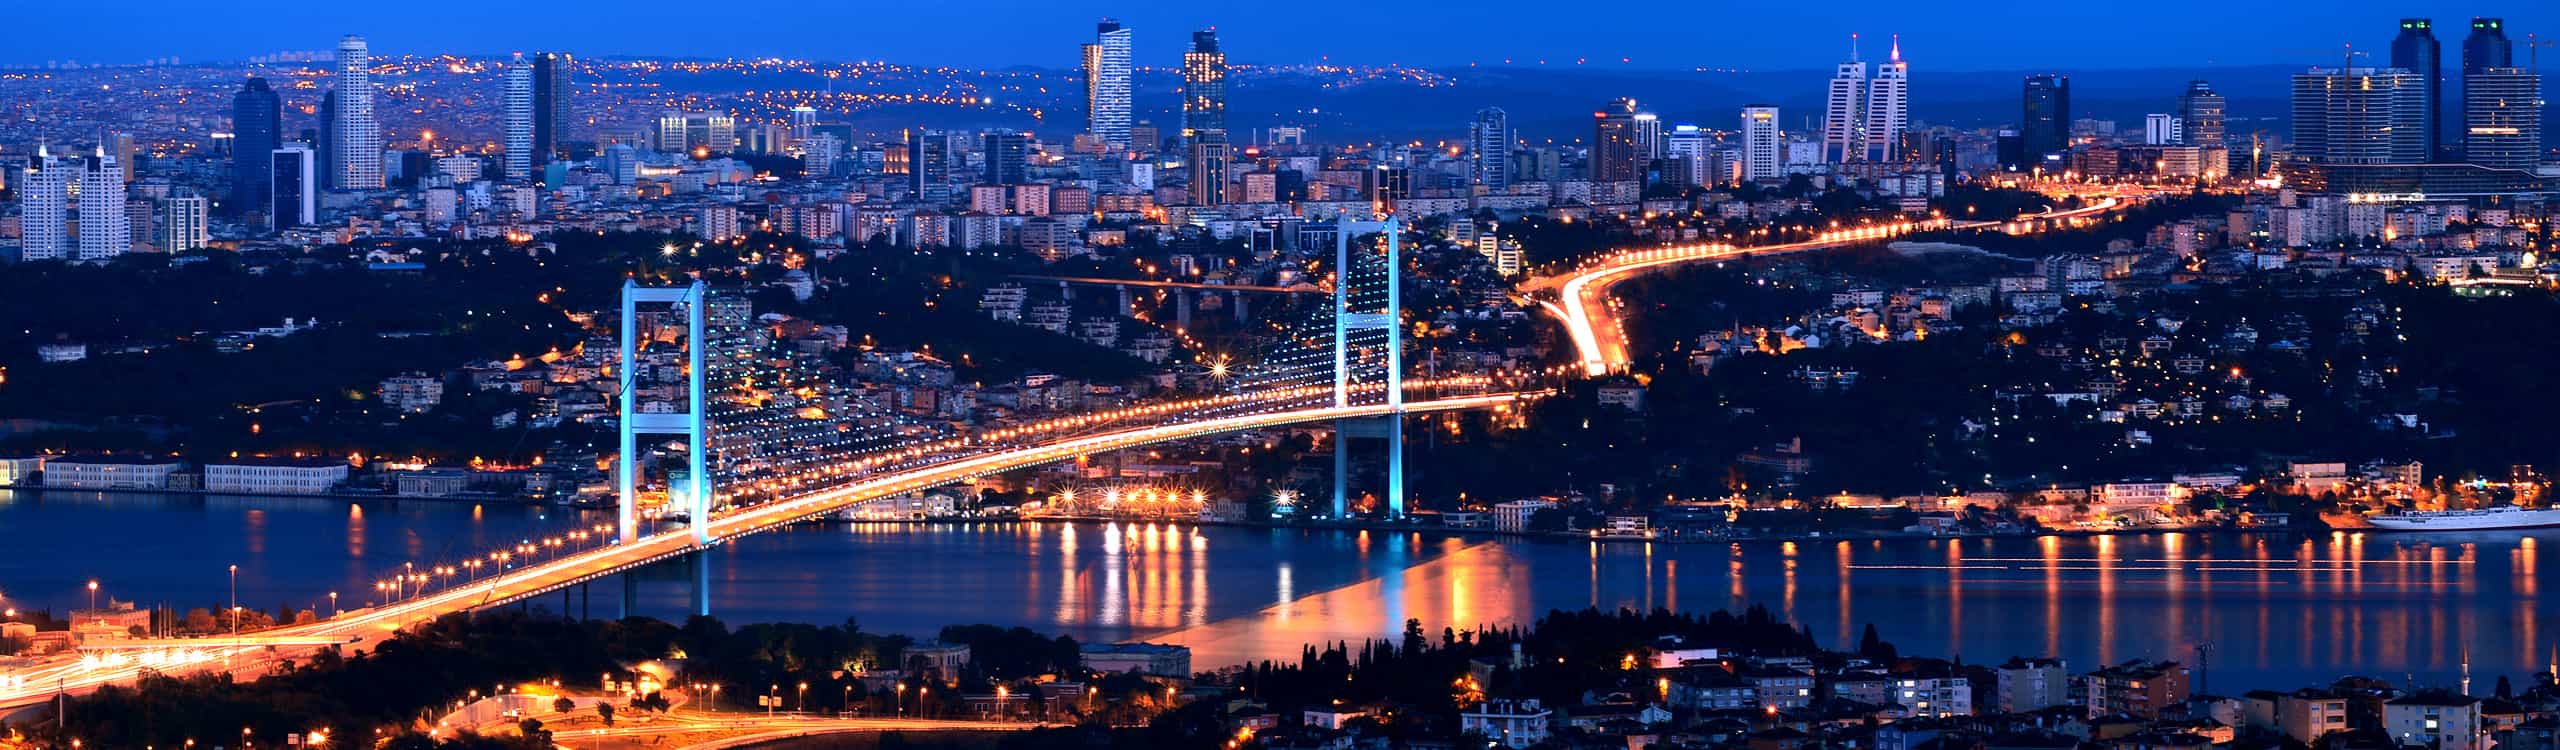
[596,702,615,727]
[551,696,574,714]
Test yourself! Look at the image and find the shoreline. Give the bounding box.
[824,514,2343,544]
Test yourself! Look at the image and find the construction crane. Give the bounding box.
[2525,32,2556,69]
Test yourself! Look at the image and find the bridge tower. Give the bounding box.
[618,280,713,547]
[1330,217,1404,519]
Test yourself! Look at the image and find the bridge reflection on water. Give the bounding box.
[2,492,2544,693]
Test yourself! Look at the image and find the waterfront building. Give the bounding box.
[203,459,351,495]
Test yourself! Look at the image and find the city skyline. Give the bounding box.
[8,3,2557,72]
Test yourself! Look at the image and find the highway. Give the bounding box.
[0,391,1538,712]
[1535,197,2129,376]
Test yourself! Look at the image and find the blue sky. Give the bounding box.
[15,1,2556,72]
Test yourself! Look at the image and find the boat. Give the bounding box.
[2366,506,2560,531]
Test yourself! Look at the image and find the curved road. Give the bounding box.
[1535,198,2128,376]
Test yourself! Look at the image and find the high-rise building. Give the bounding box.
[1633,111,1663,160]
[1866,37,1910,162]
[230,76,282,216]
[271,144,316,230]
[1468,107,1512,191]
[502,53,535,180]
[1084,20,1133,150]
[907,129,956,204]
[982,129,1031,184]
[532,52,573,162]
[2463,17,2512,74]
[18,150,72,261]
[2143,114,2184,145]
[789,106,818,147]
[316,91,337,189]
[2390,19,2444,156]
[1821,41,1870,164]
[1662,124,1712,186]
[1742,105,1782,181]
[333,35,383,190]
[2292,67,2428,165]
[161,193,209,253]
[1591,97,1644,182]
[2020,74,2072,165]
[1188,129,1229,206]
[2177,80,2226,147]
[2462,67,2543,171]
[1181,29,1226,140]
[75,151,128,261]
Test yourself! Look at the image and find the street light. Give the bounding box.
[327,591,338,618]
[228,564,239,636]
[85,580,97,614]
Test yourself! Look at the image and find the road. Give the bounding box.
[1535,198,2129,376]
[0,391,1539,712]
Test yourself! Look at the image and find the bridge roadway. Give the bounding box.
[1536,197,2129,376]
[0,391,1536,712]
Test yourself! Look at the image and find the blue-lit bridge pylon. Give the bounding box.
[1329,218,1404,519]
[618,279,715,616]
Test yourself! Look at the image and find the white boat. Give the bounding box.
[2366,506,2560,531]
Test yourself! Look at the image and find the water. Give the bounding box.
[3,488,2547,692]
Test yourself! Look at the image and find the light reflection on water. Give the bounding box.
[2,488,2548,691]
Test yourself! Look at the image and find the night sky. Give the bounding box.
[13,1,2557,72]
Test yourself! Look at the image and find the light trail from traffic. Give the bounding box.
[1536,197,2128,376]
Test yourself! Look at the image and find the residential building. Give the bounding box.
[2386,690,2483,750]
[161,193,209,253]
[1462,699,1552,749]
[2082,660,2190,720]
[1492,498,1555,532]
[1997,657,2072,713]
[380,372,446,414]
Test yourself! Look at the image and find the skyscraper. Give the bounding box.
[1468,107,1512,192]
[2390,19,2443,156]
[271,144,316,230]
[2463,17,2512,74]
[1866,37,1910,162]
[230,76,281,217]
[532,52,573,163]
[2462,67,2543,171]
[316,91,337,189]
[502,53,535,181]
[2177,80,2226,148]
[18,150,71,261]
[2291,67,2427,164]
[982,129,1031,184]
[333,35,384,190]
[2020,74,2072,165]
[1188,129,1229,206]
[75,150,128,261]
[1083,20,1133,150]
[1633,111,1663,160]
[1742,105,1782,181]
[1821,39,1870,164]
[1181,29,1226,140]
[1591,97,1644,182]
